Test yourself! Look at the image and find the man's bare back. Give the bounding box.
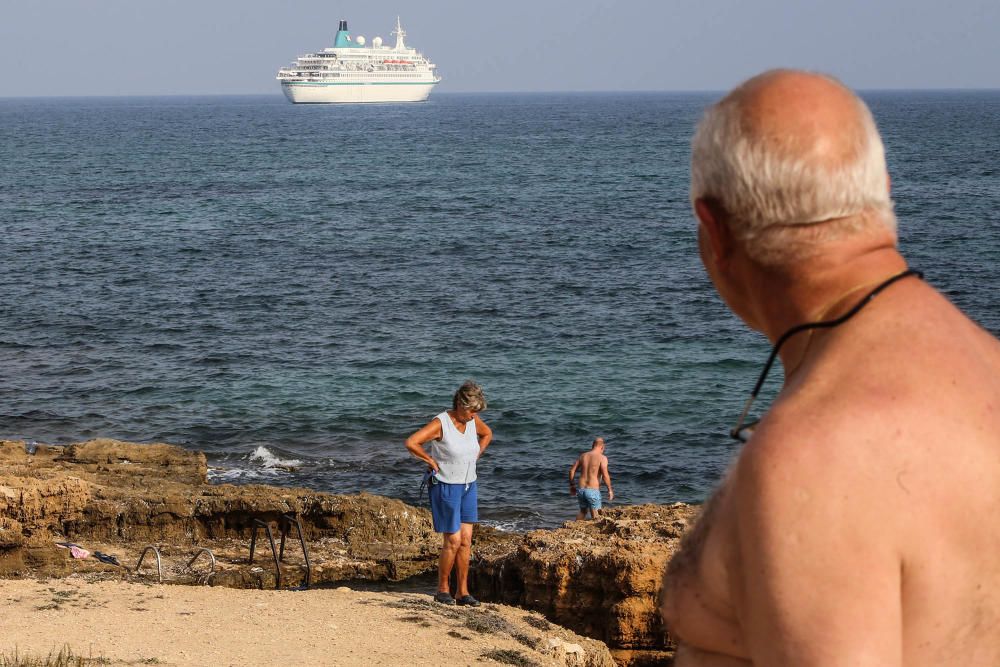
[659,70,1000,665]
[664,283,1000,665]
[569,438,613,519]
[575,450,606,490]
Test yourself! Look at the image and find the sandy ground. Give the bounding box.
[0,577,586,666]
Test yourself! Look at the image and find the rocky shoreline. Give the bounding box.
[0,438,455,588]
[472,503,698,666]
[0,438,696,665]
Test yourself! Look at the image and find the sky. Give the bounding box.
[1,0,998,97]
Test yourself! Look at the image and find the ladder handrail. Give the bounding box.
[134,545,163,583]
[249,518,282,589]
[279,512,312,589]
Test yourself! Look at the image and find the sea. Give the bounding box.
[1,91,998,530]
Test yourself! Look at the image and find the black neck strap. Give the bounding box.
[748,268,924,399]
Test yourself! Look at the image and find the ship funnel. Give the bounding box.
[334,19,352,47]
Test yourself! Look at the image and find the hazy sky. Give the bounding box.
[1,0,998,97]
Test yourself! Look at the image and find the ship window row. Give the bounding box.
[283,72,425,78]
[289,67,422,73]
[300,61,423,67]
[284,61,425,72]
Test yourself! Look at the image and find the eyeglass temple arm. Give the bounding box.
[731,394,757,437]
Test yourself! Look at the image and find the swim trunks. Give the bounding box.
[429,481,478,533]
[577,487,601,511]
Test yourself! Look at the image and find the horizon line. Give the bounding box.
[2,86,1000,101]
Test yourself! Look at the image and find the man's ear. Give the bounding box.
[694,198,733,268]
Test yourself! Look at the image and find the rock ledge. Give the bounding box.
[471,503,700,665]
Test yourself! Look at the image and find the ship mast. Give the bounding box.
[392,16,406,51]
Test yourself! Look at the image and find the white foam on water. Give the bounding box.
[206,447,304,483]
[247,445,302,471]
[480,518,533,533]
[208,466,265,483]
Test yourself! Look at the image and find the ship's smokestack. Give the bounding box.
[334,19,352,47]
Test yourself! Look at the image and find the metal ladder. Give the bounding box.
[134,546,217,584]
[249,512,312,590]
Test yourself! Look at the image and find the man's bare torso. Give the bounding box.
[577,450,606,489]
[662,283,1000,665]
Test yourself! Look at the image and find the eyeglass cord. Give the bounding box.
[732,268,923,439]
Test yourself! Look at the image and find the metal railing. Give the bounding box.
[133,545,216,584]
[134,545,163,583]
[249,513,311,590]
[249,519,283,589]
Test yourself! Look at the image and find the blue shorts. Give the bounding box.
[429,481,478,534]
[577,488,602,511]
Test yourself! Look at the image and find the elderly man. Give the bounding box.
[661,69,1000,665]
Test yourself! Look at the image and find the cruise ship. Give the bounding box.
[277,17,441,104]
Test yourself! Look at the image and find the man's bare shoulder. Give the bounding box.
[733,398,913,516]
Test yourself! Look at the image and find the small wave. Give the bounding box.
[206,446,306,483]
[479,507,545,533]
[207,467,269,483]
[247,445,302,471]
[479,519,531,533]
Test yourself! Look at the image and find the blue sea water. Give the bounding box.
[1,91,998,529]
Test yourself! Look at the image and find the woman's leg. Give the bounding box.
[438,530,461,593]
[454,522,474,597]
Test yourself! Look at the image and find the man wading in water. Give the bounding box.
[569,437,613,520]
[661,69,1000,665]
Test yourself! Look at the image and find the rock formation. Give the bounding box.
[1,437,698,665]
[470,503,700,666]
[0,438,505,587]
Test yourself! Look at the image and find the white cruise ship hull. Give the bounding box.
[281,81,438,104]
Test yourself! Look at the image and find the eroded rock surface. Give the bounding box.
[471,503,700,666]
[0,438,508,587]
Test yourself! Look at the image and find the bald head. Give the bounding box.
[691,69,896,265]
[734,71,872,170]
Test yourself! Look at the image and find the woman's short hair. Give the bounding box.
[453,381,487,412]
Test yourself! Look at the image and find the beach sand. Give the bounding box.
[0,577,604,666]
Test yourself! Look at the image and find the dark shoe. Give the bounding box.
[433,592,456,605]
[93,551,123,567]
[456,595,480,607]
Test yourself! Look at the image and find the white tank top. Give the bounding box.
[429,411,479,484]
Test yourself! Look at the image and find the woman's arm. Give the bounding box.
[474,415,493,458]
[404,419,443,472]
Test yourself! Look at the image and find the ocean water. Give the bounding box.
[1,91,998,530]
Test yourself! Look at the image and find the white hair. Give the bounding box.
[690,72,896,264]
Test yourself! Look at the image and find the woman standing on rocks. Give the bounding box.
[405,381,492,606]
